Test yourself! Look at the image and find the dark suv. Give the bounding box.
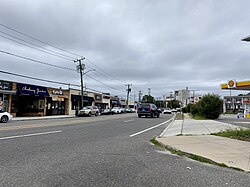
[137,103,161,118]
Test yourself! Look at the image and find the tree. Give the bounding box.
[142,95,155,103]
[167,99,180,109]
[199,94,223,119]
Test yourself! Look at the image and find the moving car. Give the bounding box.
[100,109,114,115]
[137,103,161,118]
[163,108,172,114]
[78,106,99,117]
[0,111,13,123]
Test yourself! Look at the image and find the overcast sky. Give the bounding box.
[0,0,250,99]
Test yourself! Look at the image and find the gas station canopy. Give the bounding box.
[221,80,250,90]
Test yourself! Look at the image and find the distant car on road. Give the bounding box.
[237,112,244,118]
[137,103,161,118]
[78,106,99,117]
[171,108,177,113]
[100,109,114,115]
[163,108,172,114]
[0,111,13,123]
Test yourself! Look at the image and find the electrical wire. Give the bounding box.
[0,30,74,60]
[0,23,79,58]
[0,70,79,87]
[85,74,124,93]
[0,50,76,72]
[85,58,126,84]
[0,34,73,61]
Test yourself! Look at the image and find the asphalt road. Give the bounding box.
[217,114,250,128]
[1,113,250,186]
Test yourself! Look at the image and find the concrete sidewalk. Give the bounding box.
[157,114,250,172]
[12,115,75,121]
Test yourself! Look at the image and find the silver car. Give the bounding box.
[78,106,99,117]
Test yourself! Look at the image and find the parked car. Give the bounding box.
[137,103,161,118]
[78,106,99,117]
[163,108,172,114]
[237,112,244,118]
[100,109,114,115]
[0,111,13,123]
[125,107,134,113]
[171,108,177,113]
[111,107,123,114]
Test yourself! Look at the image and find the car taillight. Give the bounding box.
[149,108,152,111]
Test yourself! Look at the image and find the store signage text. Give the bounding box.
[52,90,64,95]
[0,81,12,90]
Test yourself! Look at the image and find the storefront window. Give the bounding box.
[39,100,44,109]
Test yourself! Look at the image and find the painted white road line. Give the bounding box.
[235,122,250,124]
[129,118,174,137]
[123,119,135,123]
[0,130,62,141]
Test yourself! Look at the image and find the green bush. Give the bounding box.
[190,104,199,116]
[199,94,223,119]
[182,107,187,113]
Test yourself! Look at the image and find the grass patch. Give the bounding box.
[192,115,207,120]
[175,112,184,120]
[212,128,250,142]
[151,137,244,172]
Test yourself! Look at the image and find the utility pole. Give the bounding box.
[148,88,151,96]
[138,90,142,102]
[74,57,85,109]
[126,84,132,107]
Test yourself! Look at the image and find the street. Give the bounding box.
[1,114,250,186]
[217,114,250,128]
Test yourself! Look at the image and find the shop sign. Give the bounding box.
[0,81,13,90]
[18,83,49,97]
[52,90,64,95]
[227,80,236,88]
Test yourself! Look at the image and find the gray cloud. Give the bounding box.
[0,0,250,98]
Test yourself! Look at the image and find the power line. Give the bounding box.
[0,30,74,60]
[85,74,124,93]
[0,70,79,87]
[85,58,126,84]
[0,23,128,87]
[0,23,79,58]
[0,50,76,72]
[0,34,73,61]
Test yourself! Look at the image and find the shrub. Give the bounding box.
[199,94,223,119]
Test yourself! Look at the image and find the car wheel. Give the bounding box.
[1,115,9,123]
[138,114,141,118]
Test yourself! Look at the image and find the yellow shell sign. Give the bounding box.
[228,80,236,88]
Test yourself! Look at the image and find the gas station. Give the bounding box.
[221,79,250,118]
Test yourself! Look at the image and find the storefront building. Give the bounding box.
[16,83,49,117]
[70,89,95,115]
[102,93,111,109]
[0,80,16,114]
[47,88,70,115]
[110,96,120,108]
